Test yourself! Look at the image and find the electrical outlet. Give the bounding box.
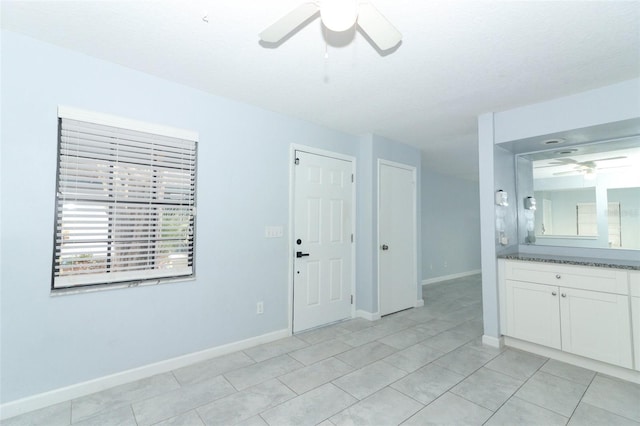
[257,301,264,314]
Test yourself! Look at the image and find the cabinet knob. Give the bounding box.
[555,274,561,279]
[552,291,557,296]
[561,293,567,298]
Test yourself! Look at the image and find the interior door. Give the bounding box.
[378,161,417,316]
[293,150,353,333]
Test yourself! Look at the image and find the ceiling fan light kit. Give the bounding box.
[321,0,359,32]
[259,0,402,52]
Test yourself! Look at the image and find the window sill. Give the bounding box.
[50,276,196,297]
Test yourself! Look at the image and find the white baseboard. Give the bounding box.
[504,336,640,385]
[415,298,424,308]
[356,310,381,321]
[421,269,481,286]
[0,328,290,420]
[482,334,503,349]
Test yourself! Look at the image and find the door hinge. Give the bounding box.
[295,157,300,165]
[350,295,353,304]
[351,233,354,243]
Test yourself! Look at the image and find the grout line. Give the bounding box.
[566,372,597,420]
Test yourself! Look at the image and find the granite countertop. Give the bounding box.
[498,253,640,271]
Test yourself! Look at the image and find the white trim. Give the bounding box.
[421,269,482,286]
[356,309,381,321]
[504,336,640,385]
[377,160,418,317]
[482,334,504,348]
[415,299,424,308]
[57,105,199,141]
[288,145,357,333]
[0,328,288,420]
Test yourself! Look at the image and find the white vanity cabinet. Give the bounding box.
[631,271,640,371]
[502,260,633,369]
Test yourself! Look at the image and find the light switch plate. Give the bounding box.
[265,226,284,238]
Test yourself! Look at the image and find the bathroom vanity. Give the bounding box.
[498,254,640,382]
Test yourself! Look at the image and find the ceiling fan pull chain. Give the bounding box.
[324,25,329,59]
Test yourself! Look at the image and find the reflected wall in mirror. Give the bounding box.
[517,137,640,250]
[534,188,596,237]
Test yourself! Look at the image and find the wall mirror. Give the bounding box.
[516,136,640,250]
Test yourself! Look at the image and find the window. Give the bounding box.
[52,107,197,290]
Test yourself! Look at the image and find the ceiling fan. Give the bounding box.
[534,156,628,176]
[259,0,402,51]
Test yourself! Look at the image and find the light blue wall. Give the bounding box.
[494,146,518,253]
[477,113,500,338]
[609,187,640,249]
[421,167,481,280]
[493,79,640,144]
[0,30,358,402]
[0,31,426,403]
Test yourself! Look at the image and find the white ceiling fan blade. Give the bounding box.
[551,158,579,164]
[553,170,583,176]
[259,2,319,43]
[357,2,401,51]
[592,156,627,162]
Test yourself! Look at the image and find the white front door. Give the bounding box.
[378,161,417,316]
[293,150,354,332]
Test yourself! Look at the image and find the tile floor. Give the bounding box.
[4,274,640,425]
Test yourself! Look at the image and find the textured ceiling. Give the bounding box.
[2,0,639,180]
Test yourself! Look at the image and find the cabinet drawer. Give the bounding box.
[630,271,640,297]
[505,260,628,295]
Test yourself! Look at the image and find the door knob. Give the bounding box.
[296,251,310,258]
[381,244,389,250]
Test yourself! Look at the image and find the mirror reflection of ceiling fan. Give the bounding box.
[535,156,628,176]
[259,0,402,51]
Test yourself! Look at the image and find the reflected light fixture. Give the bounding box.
[320,0,359,32]
[584,169,597,180]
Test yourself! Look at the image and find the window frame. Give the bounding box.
[51,106,198,293]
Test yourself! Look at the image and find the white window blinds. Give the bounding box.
[53,108,197,289]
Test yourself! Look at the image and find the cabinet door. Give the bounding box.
[505,280,561,349]
[632,296,640,371]
[560,288,632,369]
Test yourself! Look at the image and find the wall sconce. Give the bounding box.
[495,190,509,207]
[524,196,536,210]
[524,196,536,243]
[495,190,509,245]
